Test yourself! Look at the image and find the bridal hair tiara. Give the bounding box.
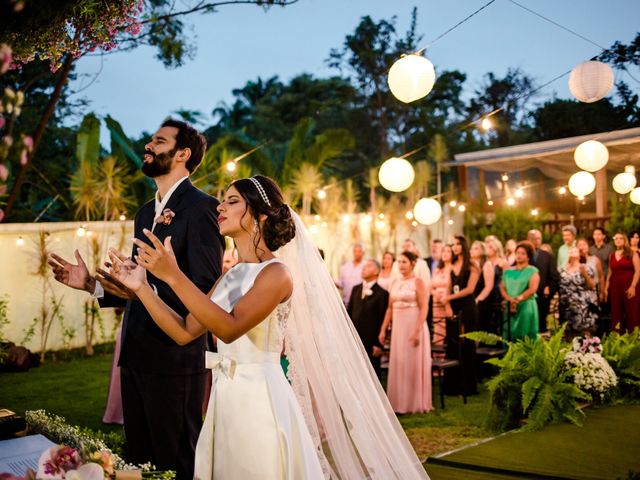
[249,177,272,207]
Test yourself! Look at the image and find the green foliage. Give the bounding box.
[602,329,640,399]
[2,1,142,70]
[464,206,544,242]
[481,326,589,432]
[609,195,640,237]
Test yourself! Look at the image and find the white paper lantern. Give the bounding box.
[629,187,640,205]
[574,140,609,172]
[413,198,442,225]
[568,61,614,103]
[378,157,415,192]
[612,166,637,194]
[568,171,596,197]
[388,54,436,103]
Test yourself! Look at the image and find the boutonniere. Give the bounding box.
[364,288,373,297]
[155,208,175,226]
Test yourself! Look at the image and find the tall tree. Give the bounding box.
[0,0,298,221]
[465,68,537,147]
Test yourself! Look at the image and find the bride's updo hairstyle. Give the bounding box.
[229,175,296,252]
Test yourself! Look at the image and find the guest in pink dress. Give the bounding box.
[431,245,453,349]
[377,251,395,292]
[102,323,124,424]
[379,251,433,413]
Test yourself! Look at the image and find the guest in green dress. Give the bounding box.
[500,241,540,341]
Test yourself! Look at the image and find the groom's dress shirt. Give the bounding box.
[92,176,189,298]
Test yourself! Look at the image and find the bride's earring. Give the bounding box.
[253,219,259,234]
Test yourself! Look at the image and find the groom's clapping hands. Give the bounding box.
[48,250,95,293]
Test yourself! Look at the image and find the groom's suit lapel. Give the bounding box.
[152,178,192,238]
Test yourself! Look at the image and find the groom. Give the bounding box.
[49,119,224,479]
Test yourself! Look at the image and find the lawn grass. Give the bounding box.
[1,351,123,435]
[0,352,492,461]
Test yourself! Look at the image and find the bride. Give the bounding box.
[108,175,428,479]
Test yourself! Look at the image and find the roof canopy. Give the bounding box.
[450,127,640,179]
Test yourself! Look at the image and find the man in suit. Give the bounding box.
[527,229,559,333]
[347,259,389,378]
[49,119,224,479]
[425,239,443,273]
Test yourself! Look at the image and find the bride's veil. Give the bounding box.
[276,209,429,479]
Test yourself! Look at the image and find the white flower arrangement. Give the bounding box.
[564,351,618,400]
[25,410,173,478]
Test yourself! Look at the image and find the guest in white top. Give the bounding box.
[338,243,365,307]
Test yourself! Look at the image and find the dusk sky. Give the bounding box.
[70,0,640,140]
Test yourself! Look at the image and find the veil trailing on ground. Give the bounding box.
[276,209,429,479]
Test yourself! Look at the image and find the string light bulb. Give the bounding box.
[76,226,86,237]
[449,200,457,207]
[225,161,236,172]
[506,197,516,206]
[447,219,454,225]
[531,208,539,216]
[16,236,25,246]
[411,220,418,227]
[458,204,466,212]
[515,188,524,198]
[119,214,126,221]
[559,186,567,195]
[317,189,327,200]
[481,117,492,130]
[501,173,509,182]
[405,211,414,220]
[487,200,494,206]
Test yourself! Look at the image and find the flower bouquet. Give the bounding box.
[565,336,617,401]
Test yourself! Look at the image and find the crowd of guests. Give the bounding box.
[340,226,640,414]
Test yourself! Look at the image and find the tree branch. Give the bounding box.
[139,0,299,25]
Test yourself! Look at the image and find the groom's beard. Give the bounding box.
[141,148,175,177]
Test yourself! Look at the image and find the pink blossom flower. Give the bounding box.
[0,44,12,75]
[23,135,33,151]
[0,163,8,181]
[2,135,12,147]
[20,149,28,165]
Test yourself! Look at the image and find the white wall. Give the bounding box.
[0,214,460,353]
[0,221,133,352]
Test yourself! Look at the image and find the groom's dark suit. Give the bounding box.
[347,282,389,377]
[99,179,224,479]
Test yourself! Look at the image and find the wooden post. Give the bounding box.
[595,169,607,218]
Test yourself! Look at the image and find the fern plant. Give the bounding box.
[465,326,589,431]
[602,328,640,399]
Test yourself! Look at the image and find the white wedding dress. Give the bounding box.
[193,258,325,480]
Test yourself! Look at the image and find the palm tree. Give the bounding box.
[290,163,323,216]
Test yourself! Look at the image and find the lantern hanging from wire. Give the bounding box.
[413,198,442,225]
[388,54,436,103]
[574,140,609,172]
[568,171,596,197]
[612,165,637,194]
[568,60,614,103]
[378,157,415,192]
